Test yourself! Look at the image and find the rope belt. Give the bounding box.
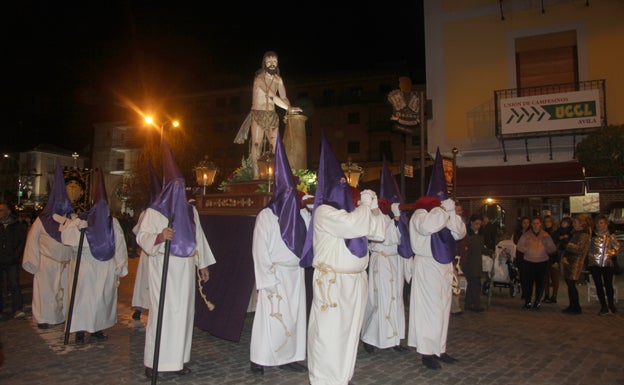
[314,263,361,311]
[370,251,399,339]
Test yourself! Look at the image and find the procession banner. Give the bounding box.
[500,89,601,135]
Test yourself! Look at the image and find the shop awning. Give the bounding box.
[455,162,585,198]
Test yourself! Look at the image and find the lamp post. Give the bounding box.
[194,157,218,195]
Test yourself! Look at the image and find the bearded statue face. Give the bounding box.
[263,54,279,75]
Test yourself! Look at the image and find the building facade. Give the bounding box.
[423,0,624,234]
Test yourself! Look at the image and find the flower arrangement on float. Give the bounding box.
[218,156,317,194]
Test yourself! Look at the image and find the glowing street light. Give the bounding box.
[144,116,180,145]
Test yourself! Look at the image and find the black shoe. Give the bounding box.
[523,302,532,310]
[564,307,582,315]
[363,341,377,354]
[393,345,410,353]
[599,306,610,315]
[451,311,463,316]
[91,331,108,341]
[250,362,264,375]
[144,367,154,379]
[278,362,308,372]
[543,296,552,303]
[174,366,191,375]
[437,353,458,364]
[532,302,541,310]
[37,323,49,329]
[422,355,441,370]
[75,331,85,344]
[132,310,141,320]
[550,295,557,304]
[609,304,617,314]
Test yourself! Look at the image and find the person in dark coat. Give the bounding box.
[459,214,493,312]
[0,202,27,319]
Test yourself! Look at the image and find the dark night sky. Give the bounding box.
[5,1,425,154]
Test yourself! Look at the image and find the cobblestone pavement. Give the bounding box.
[1,257,623,385]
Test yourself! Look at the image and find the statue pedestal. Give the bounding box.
[196,180,272,216]
[283,113,308,170]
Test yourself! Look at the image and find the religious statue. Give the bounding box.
[387,76,421,134]
[234,51,302,179]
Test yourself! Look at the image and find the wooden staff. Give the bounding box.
[151,215,174,385]
[64,228,86,345]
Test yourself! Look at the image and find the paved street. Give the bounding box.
[1,256,623,385]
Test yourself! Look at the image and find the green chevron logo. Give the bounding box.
[506,101,596,124]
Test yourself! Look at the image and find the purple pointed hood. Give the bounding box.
[149,140,196,257]
[300,130,368,268]
[267,130,307,257]
[84,168,115,261]
[380,158,412,259]
[427,147,454,264]
[147,160,162,207]
[39,163,74,243]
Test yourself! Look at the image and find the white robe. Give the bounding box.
[361,215,411,349]
[136,207,216,372]
[131,211,150,310]
[60,218,129,332]
[250,208,306,366]
[308,204,385,385]
[407,206,466,356]
[22,217,74,325]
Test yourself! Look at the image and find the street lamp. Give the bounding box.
[144,116,180,145]
[341,158,364,188]
[194,157,218,195]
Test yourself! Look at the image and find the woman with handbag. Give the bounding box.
[561,214,592,315]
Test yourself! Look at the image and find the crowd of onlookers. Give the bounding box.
[470,210,621,316]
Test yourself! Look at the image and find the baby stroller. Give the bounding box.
[483,239,521,304]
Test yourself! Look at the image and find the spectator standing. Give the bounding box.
[512,216,531,294]
[561,214,592,315]
[545,216,572,304]
[516,217,556,310]
[542,215,558,303]
[587,214,619,315]
[459,214,492,312]
[0,202,27,320]
[481,214,498,251]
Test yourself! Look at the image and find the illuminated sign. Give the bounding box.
[500,89,601,135]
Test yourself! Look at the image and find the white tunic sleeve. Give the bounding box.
[193,207,216,269]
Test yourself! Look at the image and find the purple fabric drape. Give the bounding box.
[195,215,256,342]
